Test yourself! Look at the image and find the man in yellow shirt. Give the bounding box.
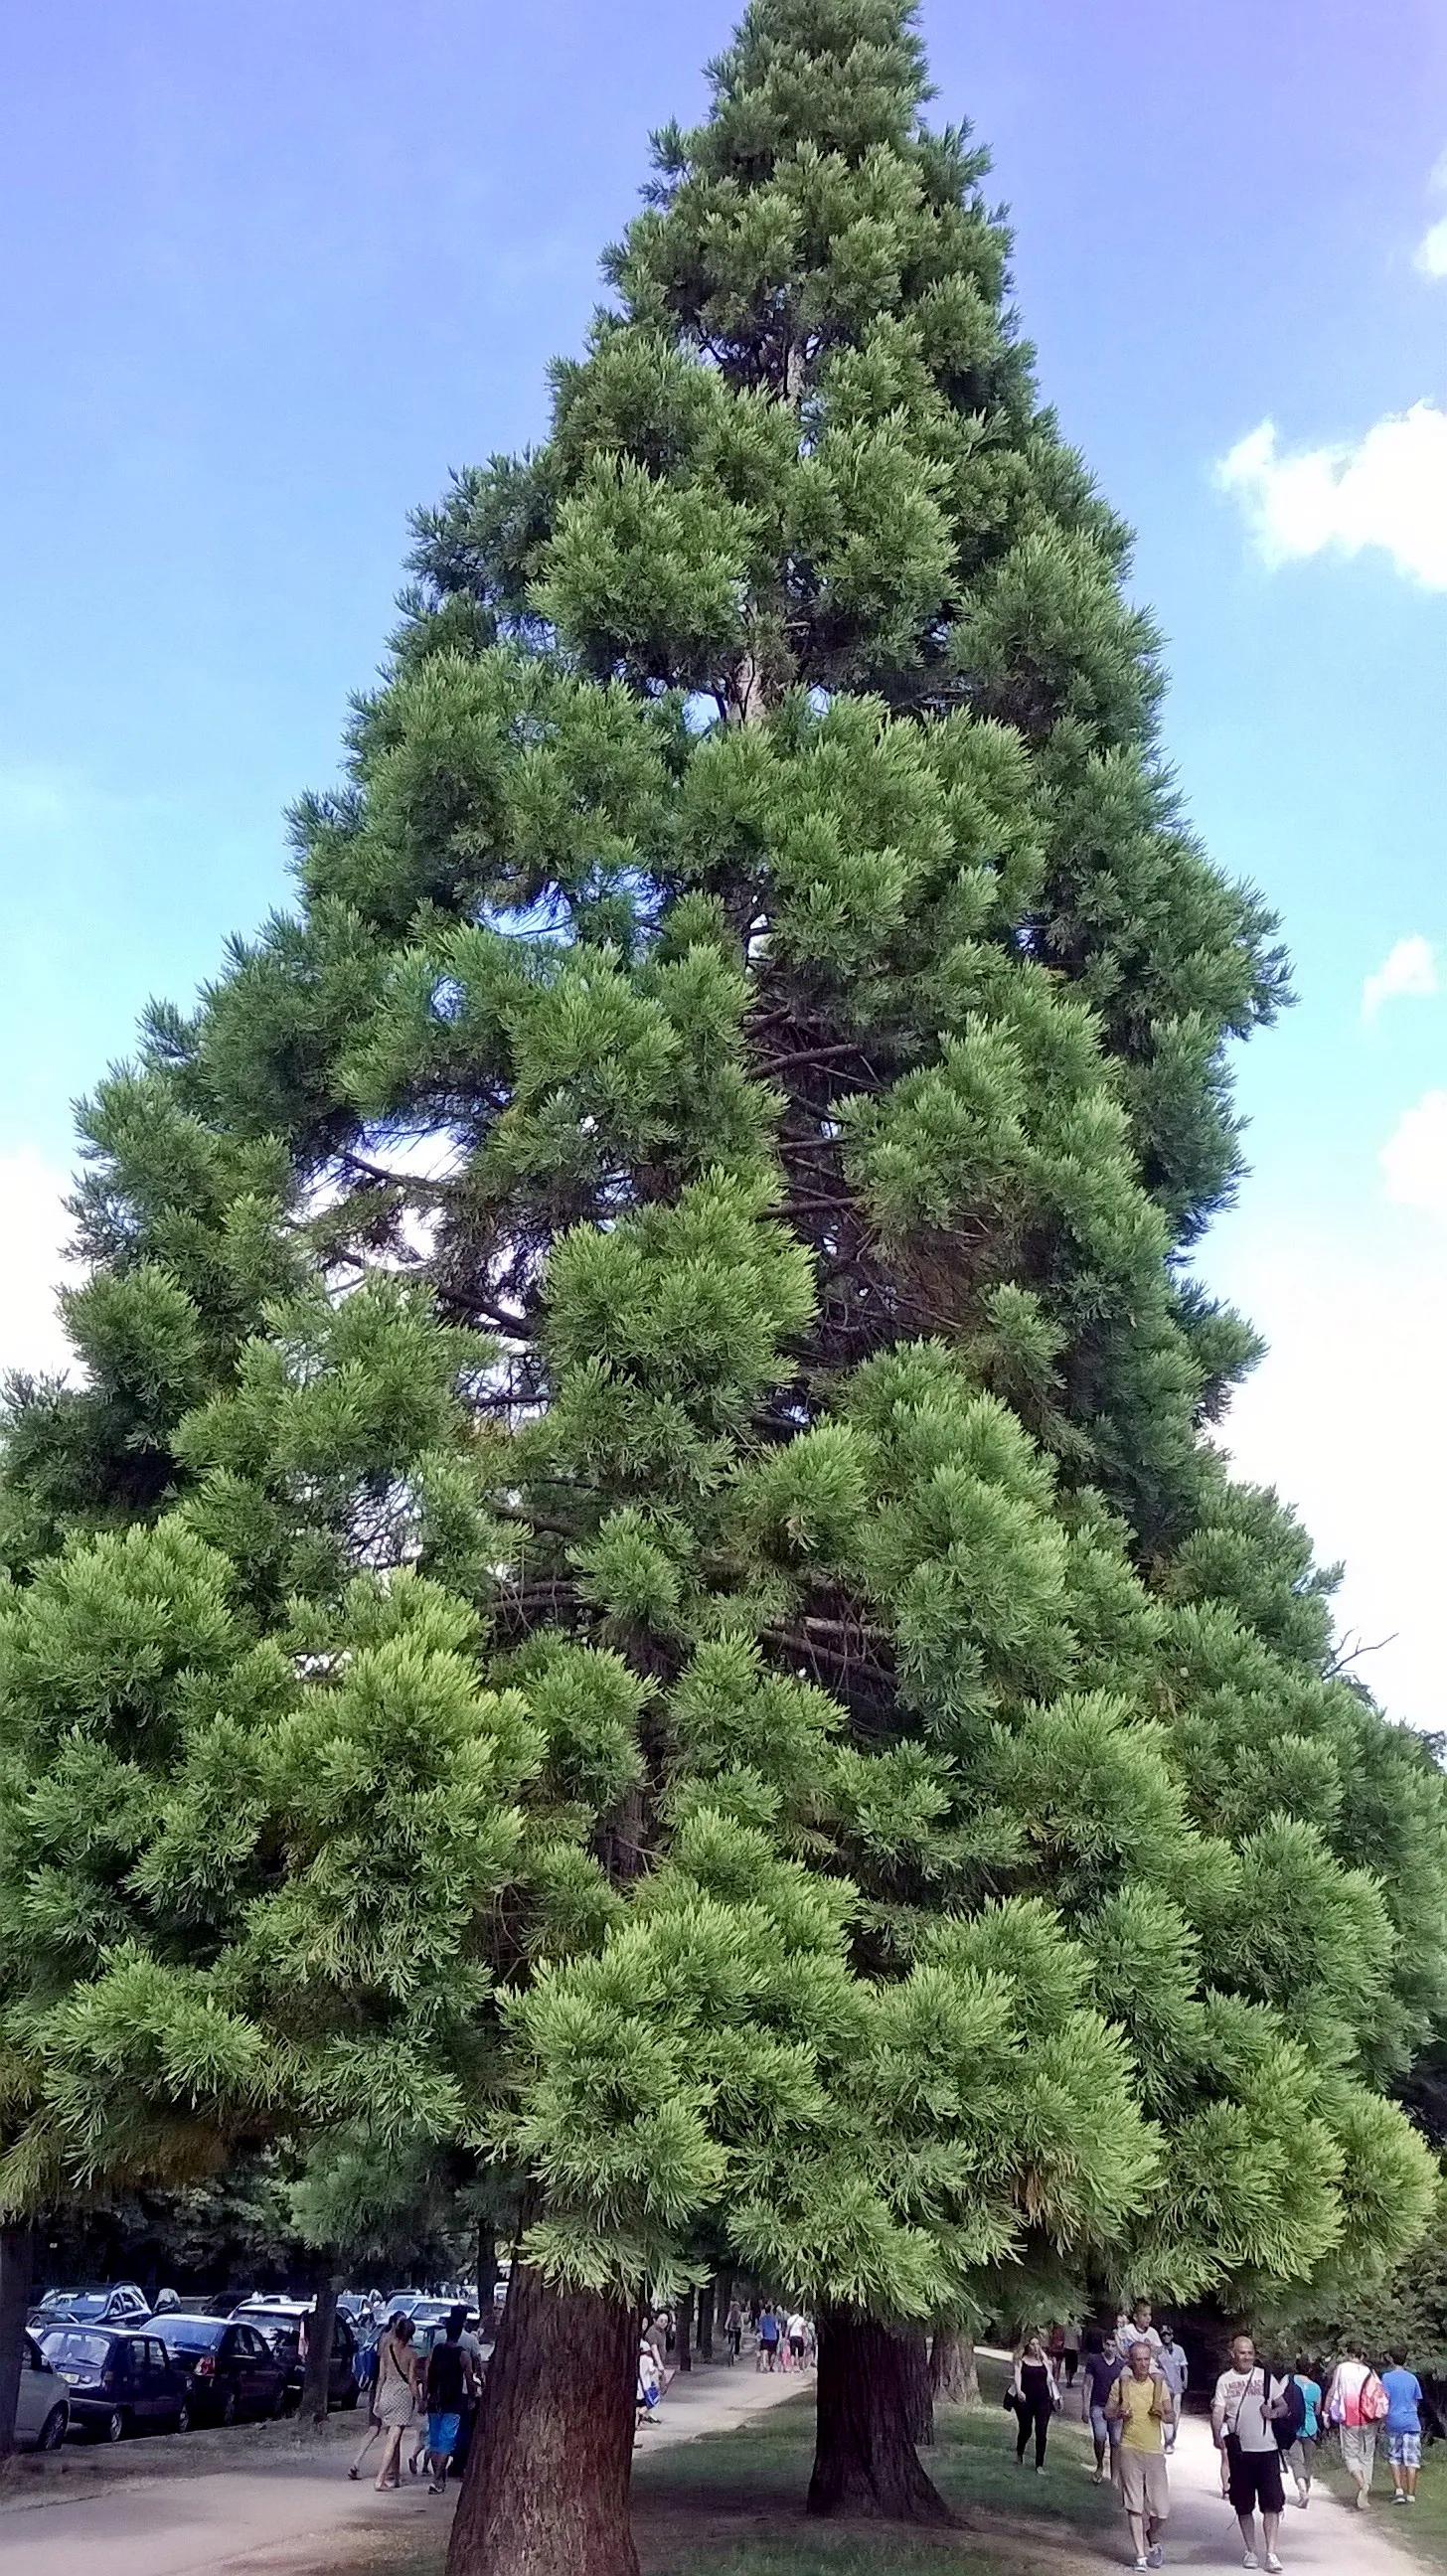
[1107,2337,1174,2572]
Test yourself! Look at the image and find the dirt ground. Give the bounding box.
[0,2357,803,2576]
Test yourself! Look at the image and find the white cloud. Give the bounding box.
[1362,933,1439,1024]
[1217,402,1447,588]
[1380,1088,1447,1214]
[1213,1222,1447,1733]
[1415,214,1447,278]
[0,1147,79,1383]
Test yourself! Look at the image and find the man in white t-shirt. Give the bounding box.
[1211,2334,1287,2573]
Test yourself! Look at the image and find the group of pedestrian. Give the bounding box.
[348,2305,482,2496]
[753,2303,813,2372]
[1021,2302,1429,2573]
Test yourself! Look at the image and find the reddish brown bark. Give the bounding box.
[929,2328,981,2407]
[446,2262,639,2576]
[807,2309,952,2523]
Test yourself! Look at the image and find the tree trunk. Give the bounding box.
[903,2325,933,2446]
[298,2270,338,2430]
[697,2277,715,2362]
[447,2261,639,2576]
[807,2309,952,2523]
[0,2223,36,2468]
[676,2285,693,2374]
[929,2329,980,2408]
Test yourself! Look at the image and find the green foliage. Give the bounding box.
[0,0,1440,2360]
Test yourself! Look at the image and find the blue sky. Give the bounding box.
[3,0,1445,1723]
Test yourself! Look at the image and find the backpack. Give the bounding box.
[1361,2371,1390,2423]
[1267,2369,1306,2449]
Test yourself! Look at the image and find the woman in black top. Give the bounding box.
[1010,2333,1060,2470]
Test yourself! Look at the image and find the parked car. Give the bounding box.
[384,2294,457,2332]
[154,2314,288,2424]
[236,2301,360,2410]
[28,2283,150,2331]
[15,2333,70,2451]
[37,2325,190,2442]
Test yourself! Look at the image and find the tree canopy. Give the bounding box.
[0,2,1442,2564]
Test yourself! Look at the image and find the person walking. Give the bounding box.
[786,2309,809,2370]
[350,2313,419,2493]
[1062,2316,1081,2393]
[421,2311,477,2493]
[1284,2355,1321,2507]
[1323,2337,1388,2510]
[1157,2324,1188,2454]
[1008,2332,1060,2474]
[755,2303,781,2371]
[1080,2326,1119,2483]
[1379,2350,1425,2506]
[635,2326,667,2433]
[1210,2332,1287,2572]
[1107,2338,1173,2572]
[724,2297,743,2363]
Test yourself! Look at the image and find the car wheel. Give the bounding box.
[38,2405,68,2452]
[101,2407,127,2444]
[174,2402,191,2434]
[221,2389,238,2427]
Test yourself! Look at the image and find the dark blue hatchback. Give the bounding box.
[37,2325,191,2442]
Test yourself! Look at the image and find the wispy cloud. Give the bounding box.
[1362,934,1439,1024]
[1216,403,1447,588]
[1379,1089,1447,1215]
[0,1146,78,1382]
[1217,1222,1447,1731]
[1414,215,1447,279]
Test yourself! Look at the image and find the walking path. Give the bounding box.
[1125,2414,1415,2573]
[0,2363,802,2576]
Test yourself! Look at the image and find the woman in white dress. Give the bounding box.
[349,2315,420,2490]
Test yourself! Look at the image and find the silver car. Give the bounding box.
[16,2332,70,2450]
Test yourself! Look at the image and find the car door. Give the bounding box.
[110,2337,143,2422]
[148,2335,183,2422]
[232,2325,263,2415]
[15,2334,46,2442]
[331,2316,356,2406]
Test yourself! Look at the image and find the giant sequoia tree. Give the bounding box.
[2,4,1445,2570]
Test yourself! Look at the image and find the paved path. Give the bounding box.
[1127,2415,1415,2574]
[0,2362,803,2576]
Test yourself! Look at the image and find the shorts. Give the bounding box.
[427,2410,460,2457]
[1089,2404,1110,2448]
[1284,2436,1316,2479]
[789,2337,805,2358]
[1226,2442,1285,2518]
[1341,2423,1378,2480]
[1118,2449,1170,2520]
[1386,2430,1422,2469]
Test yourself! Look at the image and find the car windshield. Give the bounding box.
[40,2330,111,2370]
[161,2319,225,2349]
[54,2295,110,2320]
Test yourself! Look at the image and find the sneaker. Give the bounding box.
[1264,2556,1283,2573]
[1134,2559,1148,2572]
[1394,2492,1409,2504]
[1241,2557,1259,2571]
[1148,2549,1164,2569]
[1357,2489,1370,2510]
